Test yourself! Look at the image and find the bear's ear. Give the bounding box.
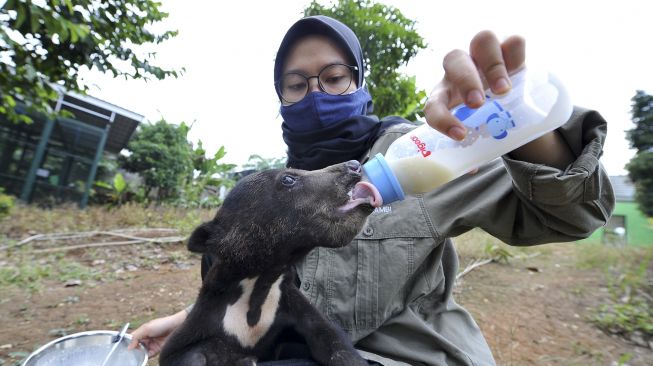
[187,222,213,254]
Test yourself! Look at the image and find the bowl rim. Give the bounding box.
[22,330,148,366]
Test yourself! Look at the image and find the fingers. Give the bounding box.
[469,31,526,92]
[442,49,485,108]
[146,342,162,357]
[501,35,526,73]
[423,48,481,140]
[424,81,468,140]
[128,325,148,350]
[424,30,526,141]
[128,334,160,357]
[470,30,511,95]
[127,338,139,350]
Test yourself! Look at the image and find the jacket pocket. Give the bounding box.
[324,197,436,339]
[324,238,417,336]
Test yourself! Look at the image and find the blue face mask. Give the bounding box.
[280,87,372,132]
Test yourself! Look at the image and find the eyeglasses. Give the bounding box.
[276,63,358,104]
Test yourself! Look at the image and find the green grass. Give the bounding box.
[0,256,104,291]
[453,228,552,264]
[574,242,650,270]
[0,203,214,292]
[0,261,54,291]
[575,243,653,340]
[457,229,653,342]
[0,201,215,239]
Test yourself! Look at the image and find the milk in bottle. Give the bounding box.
[363,67,573,205]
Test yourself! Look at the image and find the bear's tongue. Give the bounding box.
[338,181,383,212]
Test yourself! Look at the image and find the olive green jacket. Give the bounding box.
[295,107,615,366]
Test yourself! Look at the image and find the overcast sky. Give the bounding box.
[79,0,653,176]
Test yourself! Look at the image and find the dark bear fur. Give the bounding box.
[159,161,378,366]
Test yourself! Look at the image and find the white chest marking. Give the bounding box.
[223,275,283,348]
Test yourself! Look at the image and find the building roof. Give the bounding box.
[609,175,636,202]
[54,87,144,154]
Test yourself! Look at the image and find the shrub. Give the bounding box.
[0,187,15,218]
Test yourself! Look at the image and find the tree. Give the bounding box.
[627,91,653,152]
[304,0,427,120]
[242,154,287,171]
[0,0,180,123]
[119,120,193,202]
[178,142,237,208]
[625,90,653,217]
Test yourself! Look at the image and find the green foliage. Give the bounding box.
[92,156,147,206]
[0,0,180,123]
[0,261,51,291]
[591,253,653,338]
[177,144,236,208]
[617,353,633,366]
[113,173,127,195]
[304,0,427,120]
[594,300,653,334]
[626,152,653,217]
[242,154,287,171]
[626,90,653,217]
[484,243,514,263]
[93,172,134,206]
[94,155,120,184]
[6,351,29,366]
[627,90,653,152]
[0,187,14,218]
[0,257,100,292]
[96,127,237,207]
[0,201,215,238]
[119,120,194,202]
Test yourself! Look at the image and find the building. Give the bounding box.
[0,90,143,207]
[583,175,653,246]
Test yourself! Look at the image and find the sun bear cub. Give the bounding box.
[159,160,382,366]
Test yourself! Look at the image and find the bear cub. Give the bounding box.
[159,160,382,366]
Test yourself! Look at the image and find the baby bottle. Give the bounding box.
[362,67,573,205]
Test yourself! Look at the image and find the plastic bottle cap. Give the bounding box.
[362,153,405,204]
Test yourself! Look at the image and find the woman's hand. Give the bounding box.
[423,30,574,169]
[423,30,525,140]
[127,308,188,357]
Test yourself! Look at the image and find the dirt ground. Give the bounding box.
[1,238,652,366]
[455,244,652,366]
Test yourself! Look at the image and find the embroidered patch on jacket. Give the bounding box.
[373,206,392,214]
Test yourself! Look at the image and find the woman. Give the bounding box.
[130,16,614,366]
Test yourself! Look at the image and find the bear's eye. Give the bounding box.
[281,175,297,186]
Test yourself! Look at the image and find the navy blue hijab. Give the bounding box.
[274,15,408,170]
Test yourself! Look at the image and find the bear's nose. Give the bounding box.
[345,160,361,173]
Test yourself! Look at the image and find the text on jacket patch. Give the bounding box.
[373,206,392,214]
[223,275,284,348]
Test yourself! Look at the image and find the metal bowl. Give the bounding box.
[22,330,148,366]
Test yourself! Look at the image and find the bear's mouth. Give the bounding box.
[338,181,383,213]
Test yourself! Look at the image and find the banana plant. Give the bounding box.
[94,173,128,206]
